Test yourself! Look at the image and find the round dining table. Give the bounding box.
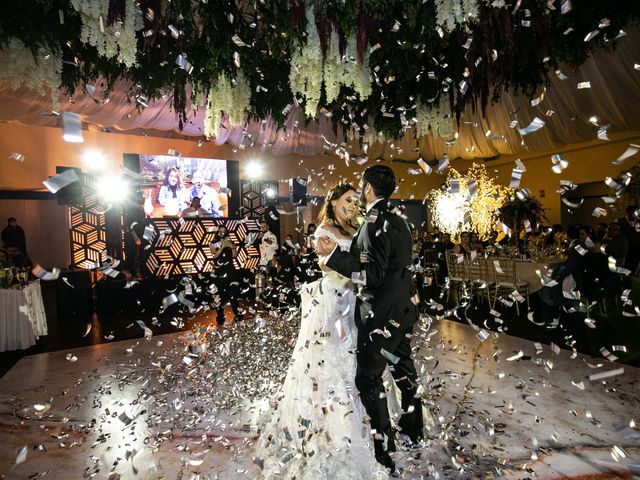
[0,280,48,352]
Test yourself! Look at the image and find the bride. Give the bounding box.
[254,183,389,479]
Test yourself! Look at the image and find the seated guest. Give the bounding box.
[182,197,210,218]
[435,232,454,280]
[544,224,564,248]
[602,221,629,267]
[578,226,597,252]
[469,232,485,253]
[453,231,473,255]
[555,226,584,285]
[436,232,454,252]
[619,205,639,272]
[540,226,585,307]
[421,230,435,250]
[595,222,608,244]
[482,230,499,249]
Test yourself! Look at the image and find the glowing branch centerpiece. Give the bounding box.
[429,164,510,239]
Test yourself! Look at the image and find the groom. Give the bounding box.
[317,165,424,470]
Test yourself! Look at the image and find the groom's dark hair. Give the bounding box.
[362,165,396,199]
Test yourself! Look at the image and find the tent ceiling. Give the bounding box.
[1,28,639,162]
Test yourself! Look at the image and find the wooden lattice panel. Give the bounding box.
[69,174,108,269]
[241,180,278,219]
[144,218,260,276]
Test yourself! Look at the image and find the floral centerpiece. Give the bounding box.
[498,195,547,239]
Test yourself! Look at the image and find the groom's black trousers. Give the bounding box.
[355,320,423,452]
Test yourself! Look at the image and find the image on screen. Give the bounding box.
[139,155,228,218]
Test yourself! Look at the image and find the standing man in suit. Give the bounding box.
[619,205,639,273]
[317,165,424,470]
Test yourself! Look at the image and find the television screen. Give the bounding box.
[139,154,229,218]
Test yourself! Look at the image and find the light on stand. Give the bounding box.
[96,174,129,203]
[83,150,106,171]
[246,160,264,179]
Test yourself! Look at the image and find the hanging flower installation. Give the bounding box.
[434,0,480,32]
[0,0,636,136]
[324,33,373,105]
[204,72,251,138]
[289,6,324,119]
[0,38,62,107]
[70,0,143,67]
[416,97,454,140]
[429,164,510,238]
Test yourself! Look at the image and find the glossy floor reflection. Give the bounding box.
[0,318,638,479]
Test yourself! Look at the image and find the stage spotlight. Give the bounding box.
[96,174,128,203]
[246,160,264,179]
[83,150,106,171]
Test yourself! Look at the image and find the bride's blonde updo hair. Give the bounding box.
[317,182,358,237]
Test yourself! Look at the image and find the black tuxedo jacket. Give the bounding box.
[326,201,418,331]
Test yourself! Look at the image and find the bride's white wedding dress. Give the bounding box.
[254,226,388,480]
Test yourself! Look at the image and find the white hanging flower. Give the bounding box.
[433,0,480,31]
[434,0,508,31]
[416,97,454,139]
[323,31,342,104]
[70,0,143,67]
[291,6,373,118]
[362,115,384,145]
[339,36,372,100]
[204,71,251,138]
[289,6,323,118]
[0,38,62,108]
[318,30,374,108]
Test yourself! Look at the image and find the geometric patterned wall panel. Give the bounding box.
[241,180,278,219]
[70,176,107,269]
[144,218,261,276]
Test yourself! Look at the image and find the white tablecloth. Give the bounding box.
[0,280,48,352]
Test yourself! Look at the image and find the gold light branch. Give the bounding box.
[429,164,510,239]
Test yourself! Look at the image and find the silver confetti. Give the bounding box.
[612,144,640,165]
[62,111,83,142]
[518,117,545,135]
[42,169,79,194]
[589,368,624,381]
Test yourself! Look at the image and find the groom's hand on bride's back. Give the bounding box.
[316,236,336,256]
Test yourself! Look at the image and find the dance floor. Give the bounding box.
[0,318,638,479]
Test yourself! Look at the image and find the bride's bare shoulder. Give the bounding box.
[317,222,338,233]
[317,222,356,239]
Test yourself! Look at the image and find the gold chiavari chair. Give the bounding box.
[466,254,492,304]
[445,251,467,302]
[490,257,530,314]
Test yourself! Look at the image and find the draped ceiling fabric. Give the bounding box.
[1,28,639,162]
